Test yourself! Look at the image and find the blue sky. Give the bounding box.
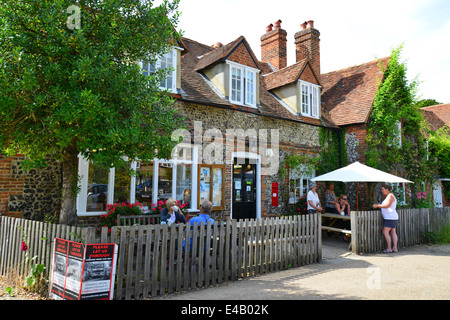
[176,0,450,104]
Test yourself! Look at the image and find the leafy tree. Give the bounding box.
[0,0,183,225]
[415,99,442,109]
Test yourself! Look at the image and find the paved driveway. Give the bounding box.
[153,238,450,300]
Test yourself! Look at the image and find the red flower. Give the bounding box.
[21,241,28,252]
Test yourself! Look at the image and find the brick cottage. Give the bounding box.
[1,19,447,223]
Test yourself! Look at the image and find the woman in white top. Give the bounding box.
[373,184,398,253]
[307,183,324,214]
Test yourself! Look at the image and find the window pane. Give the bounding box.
[246,70,255,105]
[302,84,309,114]
[135,161,154,207]
[176,163,192,208]
[231,67,242,103]
[199,167,211,204]
[212,167,223,207]
[158,162,173,202]
[87,162,109,212]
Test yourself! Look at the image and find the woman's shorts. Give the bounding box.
[383,219,398,229]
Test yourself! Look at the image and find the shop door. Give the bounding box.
[232,158,256,220]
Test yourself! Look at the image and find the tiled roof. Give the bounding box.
[321,57,389,126]
[421,103,450,131]
[179,36,337,128]
[194,36,261,72]
[264,59,308,90]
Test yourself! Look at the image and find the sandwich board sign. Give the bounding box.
[50,238,118,300]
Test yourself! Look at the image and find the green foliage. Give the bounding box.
[365,45,437,207]
[366,45,419,170]
[5,286,14,297]
[17,226,47,294]
[421,224,450,244]
[317,128,346,175]
[0,0,183,174]
[279,152,319,181]
[284,196,308,216]
[427,126,450,178]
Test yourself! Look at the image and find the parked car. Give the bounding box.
[86,183,107,211]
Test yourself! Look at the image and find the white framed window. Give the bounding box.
[140,48,178,92]
[299,81,320,119]
[227,61,258,107]
[76,144,199,216]
[289,168,315,204]
[388,121,402,148]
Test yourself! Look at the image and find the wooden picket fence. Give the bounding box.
[0,215,96,278]
[100,214,322,300]
[351,207,450,254]
[3,207,449,299]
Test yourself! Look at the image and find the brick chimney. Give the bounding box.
[260,19,287,71]
[294,20,320,77]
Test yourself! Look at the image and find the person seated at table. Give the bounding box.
[189,200,214,226]
[324,182,337,213]
[334,194,351,216]
[334,195,351,241]
[161,198,187,225]
[307,183,324,214]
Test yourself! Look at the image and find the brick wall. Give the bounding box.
[0,155,25,217]
[345,124,368,164]
[0,154,61,220]
[227,42,259,70]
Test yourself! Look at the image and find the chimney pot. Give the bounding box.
[261,20,287,71]
[274,19,282,29]
[295,20,320,78]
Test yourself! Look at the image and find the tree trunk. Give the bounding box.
[59,149,79,226]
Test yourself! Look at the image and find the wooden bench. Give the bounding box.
[321,213,351,234]
[321,213,352,249]
[117,214,161,226]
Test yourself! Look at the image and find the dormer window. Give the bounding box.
[141,48,178,92]
[227,61,258,108]
[300,81,320,119]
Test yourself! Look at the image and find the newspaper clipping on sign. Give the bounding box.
[50,238,118,300]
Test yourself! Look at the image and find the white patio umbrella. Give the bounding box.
[311,161,413,211]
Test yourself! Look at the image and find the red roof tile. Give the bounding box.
[421,103,450,131]
[179,36,337,128]
[321,57,389,126]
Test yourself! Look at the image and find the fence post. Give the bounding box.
[350,211,358,254]
[318,213,322,262]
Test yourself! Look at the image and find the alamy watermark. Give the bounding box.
[66,5,81,30]
[171,121,280,176]
[366,266,381,290]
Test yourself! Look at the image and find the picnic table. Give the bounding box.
[321,213,352,250]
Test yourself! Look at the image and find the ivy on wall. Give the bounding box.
[365,46,437,206]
